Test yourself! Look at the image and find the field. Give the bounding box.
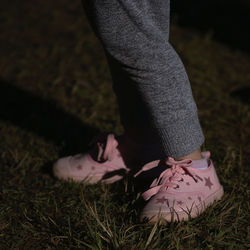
[0,1,249,249]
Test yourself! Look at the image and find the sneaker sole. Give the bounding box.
[54,169,124,184]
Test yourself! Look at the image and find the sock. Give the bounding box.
[191,158,208,170]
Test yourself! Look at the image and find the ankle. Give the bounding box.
[176,148,202,161]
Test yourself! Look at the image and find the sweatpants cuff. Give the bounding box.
[157,116,205,158]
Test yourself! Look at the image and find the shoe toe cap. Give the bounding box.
[53,156,71,180]
[140,195,197,223]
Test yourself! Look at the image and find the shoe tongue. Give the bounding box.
[190,158,208,170]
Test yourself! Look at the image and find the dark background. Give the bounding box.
[172,0,250,53]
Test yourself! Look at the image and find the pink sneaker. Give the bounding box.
[135,152,224,223]
[53,134,130,184]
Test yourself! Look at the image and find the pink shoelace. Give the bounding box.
[135,157,203,201]
[90,134,119,162]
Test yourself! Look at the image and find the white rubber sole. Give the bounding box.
[53,165,125,184]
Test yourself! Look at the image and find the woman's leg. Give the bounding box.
[82,0,204,159]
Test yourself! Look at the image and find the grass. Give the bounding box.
[0,1,250,249]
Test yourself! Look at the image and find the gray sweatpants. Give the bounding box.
[82,0,204,158]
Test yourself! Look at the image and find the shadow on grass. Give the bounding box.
[230,86,250,105]
[172,0,250,53]
[0,79,99,157]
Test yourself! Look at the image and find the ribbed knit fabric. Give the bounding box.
[82,0,204,158]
